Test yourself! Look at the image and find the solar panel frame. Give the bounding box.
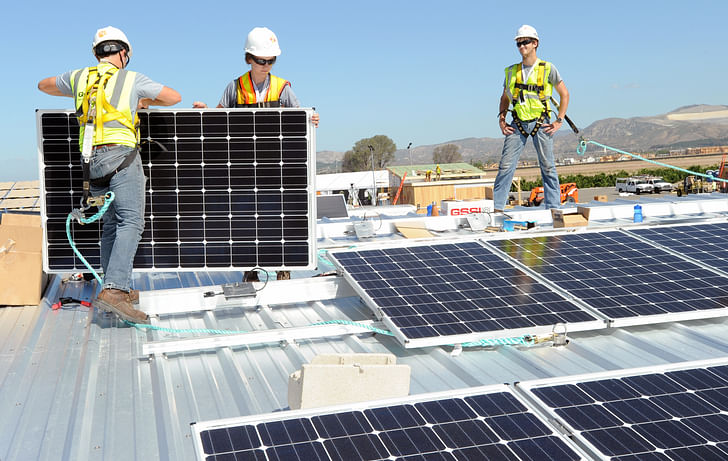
[517,357,728,461]
[190,383,590,461]
[36,108,317,273]
[486,228,728,328]
[329,238,605,349]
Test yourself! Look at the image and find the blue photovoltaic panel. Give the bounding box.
[525,363,728,460]
[37,109,315,272]
[489,231,728,324]
[329,241,599,347]
[194,388,582,460]
[629,222,728,274]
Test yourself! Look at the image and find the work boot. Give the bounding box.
[276,271,291,280]
[93,288,150,324]
[128,289,140,305]
[243,271,260,282]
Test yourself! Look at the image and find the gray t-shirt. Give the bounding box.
[218,74,300,108]
[56,62,164,120]
[503,60,562,88]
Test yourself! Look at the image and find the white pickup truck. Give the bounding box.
[616,177,654,194]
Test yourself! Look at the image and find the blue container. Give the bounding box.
[426,204,433,216]
[634,204,643,223]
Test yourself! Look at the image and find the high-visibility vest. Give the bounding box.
[235,72,290,107]
[70,62,138,149]
[505,60,553,121]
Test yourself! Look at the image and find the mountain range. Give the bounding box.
[317,104,728,171]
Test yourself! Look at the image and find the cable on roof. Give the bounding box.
[576,139,728,183]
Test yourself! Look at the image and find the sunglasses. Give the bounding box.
[250,56,276,65]
[516,39,535,47]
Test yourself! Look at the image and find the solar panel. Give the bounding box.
[628,222,728,275]
[488,230,728,327]
[191,385,585,460]
[519,359,728,460]
[316,194,349,219]
[329,240,603,348]
[37,108,316,272]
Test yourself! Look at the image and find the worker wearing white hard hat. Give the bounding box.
[492,24,570,213]
[38,26,181,325]
[193,27,319,126]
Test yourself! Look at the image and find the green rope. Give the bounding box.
[122,319,243,335]
[66,192,115,285]
[577,139,728,183]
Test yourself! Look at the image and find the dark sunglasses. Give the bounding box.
[250,56,276,65]
[516,39,535,47]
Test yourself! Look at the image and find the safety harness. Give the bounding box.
[510,61,550,137]
[75,66,139,209]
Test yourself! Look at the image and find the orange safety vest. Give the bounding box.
[235,72,290,107]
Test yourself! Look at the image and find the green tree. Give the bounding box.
[341,135,396,172]
[433,144,462,163]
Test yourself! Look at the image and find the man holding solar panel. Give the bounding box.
[193,26,319,282]
[38,26,181,324]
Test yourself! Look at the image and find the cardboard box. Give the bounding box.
[551,208,589,228]
[593,195,608,202]
[484,186,494,200]
[0,213,47,306]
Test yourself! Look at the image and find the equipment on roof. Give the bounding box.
[527,182,578,207]
[92,26,132,58]
[514,24,539,40]
[244,27,281,57]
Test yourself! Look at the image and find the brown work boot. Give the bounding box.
[243,271,260,282]
[93,288,150,324]
[276,271,291,280]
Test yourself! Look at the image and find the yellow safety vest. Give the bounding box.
[235,72,290,106]
[505,60,553,121]
[70,62,139,149]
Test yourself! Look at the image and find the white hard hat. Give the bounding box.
[514,25,539,41]
[244,27,282,57]
[92,26,133,58]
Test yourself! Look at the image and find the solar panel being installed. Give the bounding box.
[191,385,585,461]
[488,230,728,327]
[329,240,603,348]
[628,221,728,275]
[519,359,728,460]
[37,108,316,272]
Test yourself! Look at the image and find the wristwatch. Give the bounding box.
[555,117,564,123]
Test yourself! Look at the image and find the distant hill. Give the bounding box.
[316,104,728,172]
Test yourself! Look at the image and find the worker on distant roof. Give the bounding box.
[493,25,570,212]
[38,26,181,325]
[193,26,318,282]
[435,164,442,181]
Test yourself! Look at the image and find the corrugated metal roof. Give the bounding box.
[3,195,728,460]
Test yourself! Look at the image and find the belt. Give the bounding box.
[92,143,121,151]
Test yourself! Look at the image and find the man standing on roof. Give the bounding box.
[38,26,181,324]
[493,25,570,212]
[193,26,318,282]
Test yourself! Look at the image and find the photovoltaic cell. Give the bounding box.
[37,109,315,272]
[628,222,728,274]
[193,387,582,461]
[329,241,600,347]
[523,363,728,460]
[489,231,728,325]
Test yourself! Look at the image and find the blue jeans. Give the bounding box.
[88,145,146,292]
[493,119,560,210]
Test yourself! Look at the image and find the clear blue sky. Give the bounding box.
[4,0,726,181]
